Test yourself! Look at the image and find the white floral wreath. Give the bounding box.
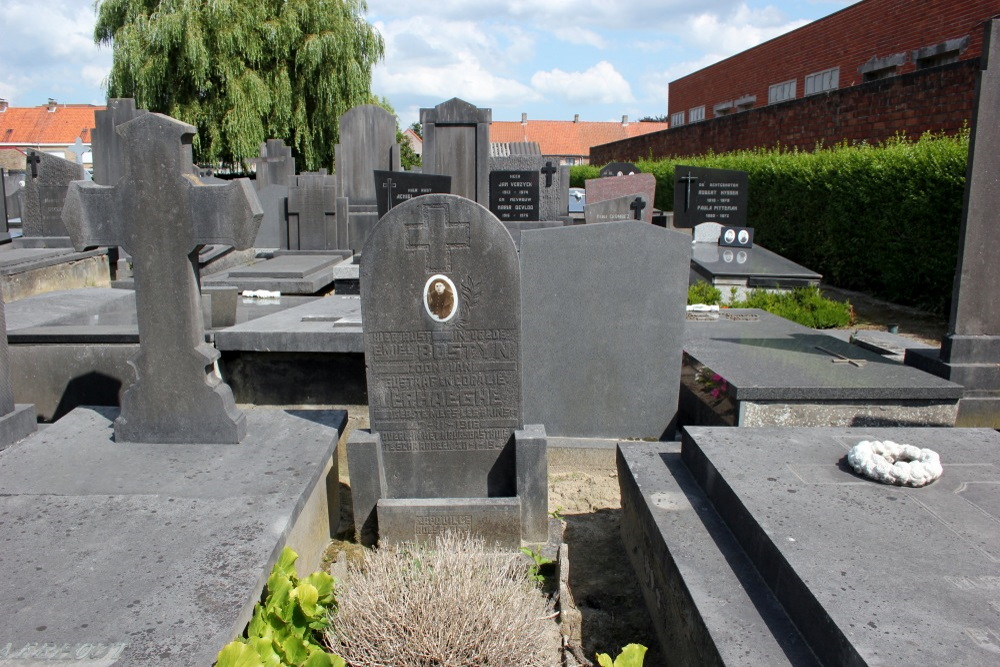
[847,440,943,487]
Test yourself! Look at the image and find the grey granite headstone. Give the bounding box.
[250,139,295,247]
[0,292,37,449]
[21,150,86,239]
[374,170,451,219]
[62,112,262,443]
[286,171,337,250]
[334,104,401,251]
[905,19,1000,426]
[521,222,690,439]
[489,155,568,222]
[252,139,295,189]
[693,221,723,243]
[92,98,148,186]
[420,98,491,207]
[583,193,649,224]
[585,172,656,224]
[672,165,748,229]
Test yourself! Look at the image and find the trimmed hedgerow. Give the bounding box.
[577,131,967,315]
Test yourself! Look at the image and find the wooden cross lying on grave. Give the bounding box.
[630,196,646,220]
[815,345,868,367]
[405,202,470,273]
[540,161,557,188]
[62,113,262,444]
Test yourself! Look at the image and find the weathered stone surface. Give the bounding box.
[286,171,337,250]
[62,112,262,444]
[585,173,656,223]
[0,292,35,449]
[252,138,295,189]
[489,155,568,222]
[21,151,85,239]
[521,222,690,439]
[420,98,491,206]
[672,165,748,228]
[583,193,649,224]
[360,193,522,498]
[92,98,148,186]
[202,251,351,295]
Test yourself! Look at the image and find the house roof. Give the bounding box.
[489,119,670,157]
[0,103,104,146]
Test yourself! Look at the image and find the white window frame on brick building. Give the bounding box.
[688,106,705,123]
[804,67,839,95]
[670,110,685,127]
[768,79,796,104]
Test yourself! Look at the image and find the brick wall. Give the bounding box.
[668,0,999,121]
[592,59,977,163]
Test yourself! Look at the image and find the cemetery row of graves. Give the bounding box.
[0,19,996,665]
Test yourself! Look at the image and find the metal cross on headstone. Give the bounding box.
[630,196,647,220]
[62,113,262,444]
[815,345,868,368]
[26,153,41,179]
[540,161,558,188]
[679,171,698,212]
[382,177,398,212]
[404,202,470,273]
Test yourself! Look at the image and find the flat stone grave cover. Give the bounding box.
[585,173,656,223]
[691,243,821,283]
[374,170,451,219]
[583,193,649,224]
[683,308,963,402]
[214,295,363,354]
[21,150,86,239]
[360,193,522,499]
[681,425,1000,665]
[673,165,748,229]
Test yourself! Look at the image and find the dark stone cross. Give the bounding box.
[382,177,398,212]
[630,196,647,220]
[26,153,41,179]
[540,161,558,188]
[679,171,698,212]
[404,202,470,273]
[62,113,262,444]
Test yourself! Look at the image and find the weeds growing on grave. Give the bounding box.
[688,280,723,306]
[597,643,648,667]
[326,532,556,666]
[686,283,853,329]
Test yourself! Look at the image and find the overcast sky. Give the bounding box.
[1,0,854,127]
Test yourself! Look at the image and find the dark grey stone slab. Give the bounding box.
[228,254,343,279]
[489,168,539,221]
[420,98,491,207]
[202,251,351,294]
[62,112,262,444]
[0,405,345,667]
[214,295,363,353]
[335,105,399,206]
[360,193,522,498]
[253,183,289,248]
[92,98,148,186]
[618,442,819,666]
[0,246,105,276]
[672,166,748,229]
[489,156,568,222]
[251,138,295,189]
[849,329,935,361]
[583,193,649,224]
[585,173,656,224]
[0,292,35,449]
[683,309,962,402]
[286,171,337,250]
[681,425,1000,666]
[501,220,566,250]
[21,150,86,241]
[521,222,690,439]
[691,243,821,282]
[4,287,135,331]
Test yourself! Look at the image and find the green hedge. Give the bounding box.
[574,132,968,314]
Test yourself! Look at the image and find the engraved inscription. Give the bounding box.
[0,642,126,663]
[415,513,472,536]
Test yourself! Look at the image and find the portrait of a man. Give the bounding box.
[425,275,457,321]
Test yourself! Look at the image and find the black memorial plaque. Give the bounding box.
[719,225,754,248]
[375,170,451,219]
[489,170,540,222]
[673,166,748,229]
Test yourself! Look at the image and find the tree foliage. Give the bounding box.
[95,0,384,171]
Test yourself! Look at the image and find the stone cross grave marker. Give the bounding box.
[21,150,86,239]
[92,98,148,186]
[250,139,295,248]
[672,166,748,228]
[62,113,262,444]
[286,171,337,250]
[69,138,88,166]
[252,139,295,189]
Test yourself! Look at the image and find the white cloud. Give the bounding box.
[684,4,810,54]
[530,61,635,104]
[551,27,606,49]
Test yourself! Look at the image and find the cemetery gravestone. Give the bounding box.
[349,193,547,547]
[0,169,8,240]
[905,19,1000,426]
[584,193,650,224]
[489,168,539,221]
[250,139,296,248]
[0,293,37,449]
[672,166,748,229]
[21,150,86,241]
[374,170,451,219]
[286,171,337,250]
[253,139,295,189]
[585,173,656,224]
[489,156,568,223]
[600,161,640,177]
[420,98,491,207]
[62,112,262,443]
[92,98,148,186]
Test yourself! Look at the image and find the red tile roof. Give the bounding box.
[490,119,669,157]
[0,104,104,145]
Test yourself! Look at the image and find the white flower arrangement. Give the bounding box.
[847,440,943,487]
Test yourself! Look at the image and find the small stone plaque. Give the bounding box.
[374,170,451,219]
[673,166,748,228]
[489,170,540,221]
[584,193,649,224]
[719,225,754,248]
[600,161,640,177]
[21,151,86,238]
[585,173,656,224]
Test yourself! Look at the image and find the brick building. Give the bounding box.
[0,99,102,169]
[592,0,1000,163]
[490,114,669,164]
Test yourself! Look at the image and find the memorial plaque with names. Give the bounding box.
[719,225,754,248]
[360,193,522,499]
[489,170,540,221]
[21,151,86,238]
[585,173,656,224]
[673,166,748,228]
[375,170,452,219]
[584,193,649,224]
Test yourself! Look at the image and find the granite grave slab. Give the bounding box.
[202,250,352,295]
[420,98,491,206]
[672,165,748,229]
[690,242,821,301]
[583,193,649,224]
[680,308,963,427]
[0,293,35,450]
[585,172,656,224]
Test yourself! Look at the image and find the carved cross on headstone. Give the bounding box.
[630,196,647,220]
[540,161,558,188]
[404,203,470,273]
[62,113,263,444]
[26,153,41,179]
[382,177,398,212]
[679,171,698,212]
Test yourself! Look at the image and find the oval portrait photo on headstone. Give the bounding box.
[424,274,458,322]
[724,228,737,244]
[738,229,749,245]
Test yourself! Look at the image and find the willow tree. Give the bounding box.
[94,0,384,170]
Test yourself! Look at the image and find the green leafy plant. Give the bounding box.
[216,547,344,667]
[730,286,852,328]
[688,280,722,305]
[519,546,554,583]
[549,506,564,520]
[597,643,648,667]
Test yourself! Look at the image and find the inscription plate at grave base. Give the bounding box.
[672,166,748,229]
[377,497,522,549]
[489,170,540,221]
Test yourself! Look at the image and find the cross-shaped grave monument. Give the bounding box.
[62,113,262,443]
